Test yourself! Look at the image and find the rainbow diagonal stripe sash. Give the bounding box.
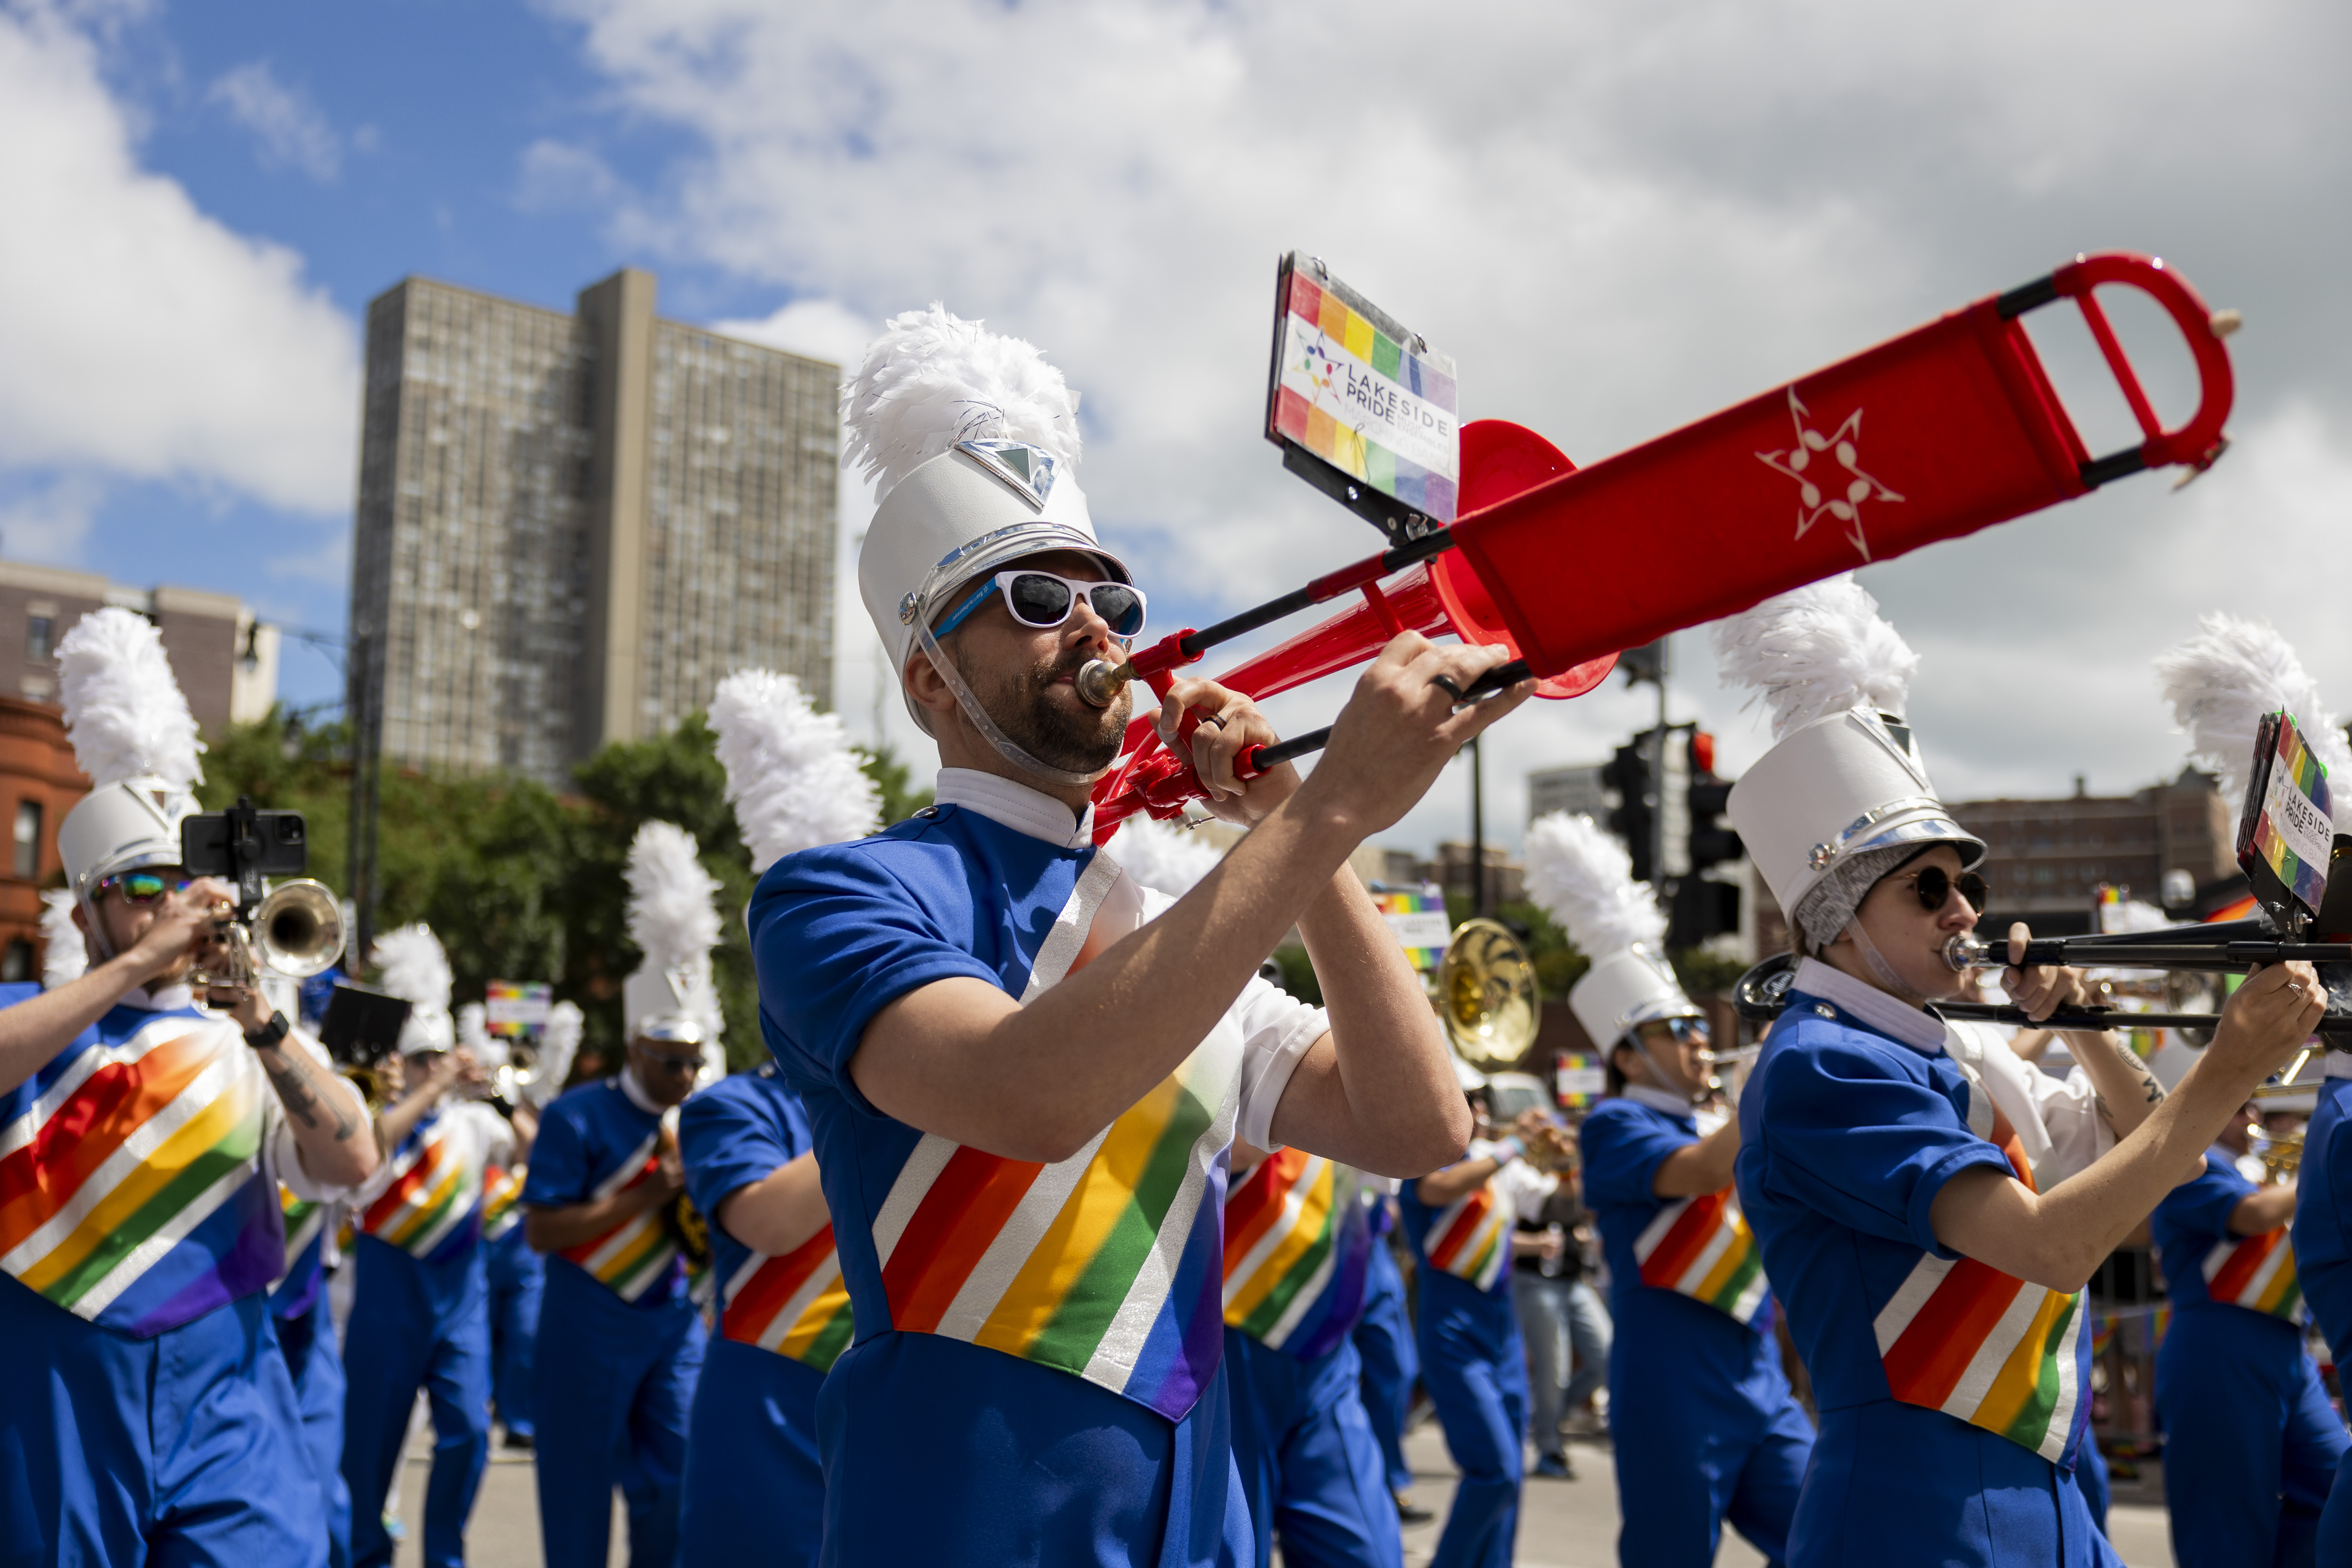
[360,1118,483,1263]
[1874,1255,2084,1462]
[722,1223,854,1373]
[1424,1186,1510,1293]
[560,1130,678,1301]
[280,1184,325,1273]
[2203,1228,2304,1322]
[863,851,1241,1421]
[1871,1104,2084,1463]
[0,1013,281,1336]
[1634,1187,1769,1327]
[1223,1149,1370,1361]
[481,1164,525,1243]
[271,1183,330,1318]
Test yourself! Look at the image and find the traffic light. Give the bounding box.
[1669,729,1743,946]
[1602,741,1655,883]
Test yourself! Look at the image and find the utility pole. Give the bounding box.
[345,618,381,967]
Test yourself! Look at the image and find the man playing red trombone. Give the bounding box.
[748,306,1521,1565]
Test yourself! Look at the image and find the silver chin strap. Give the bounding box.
[914,617,1112,788]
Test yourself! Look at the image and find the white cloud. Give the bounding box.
[207,59,340,181]
[0,474,106,562]
[0,12,359,514]
[514,137,622,212]
[547,0,2352,850]
[710,296,871,371]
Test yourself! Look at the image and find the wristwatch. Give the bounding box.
[244,1010,291,1050]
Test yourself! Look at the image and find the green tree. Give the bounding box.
[859,744,934,825]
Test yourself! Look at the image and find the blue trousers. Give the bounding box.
[276,1294,355,1568]
[1226,1329,1403,1568]
[1353,1241,1419,1496]
[1606,1293,1812,1567]
[678,1337,825,1568]
[2155,1310,2345,1568]
[2075,1437,2109,1532]
[532,1261,706,1568]
[2323,1447,2352,1564]
[1415,1277,1526,1568]
[815,1329,1248,1568]
[342,1244,493,1568]
[486,1230,544,1438]
[1795,1400,2119,1568]
[0,1281,328,1568]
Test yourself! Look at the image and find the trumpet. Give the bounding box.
[1073,251,2233,844]
[190,879,346,993]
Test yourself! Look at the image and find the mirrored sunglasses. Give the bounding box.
[935,570,1147,641]
[98,869,195,907]
[1898,865,1989,914]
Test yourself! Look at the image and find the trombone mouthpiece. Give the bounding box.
[1944,932,1997,971]
[1075,659,1133,708]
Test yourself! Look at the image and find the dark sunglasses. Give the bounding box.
[935,571,1147,640]
[1893,865,1989,914]
[97,869,196,907]
[634,1047,703,1076]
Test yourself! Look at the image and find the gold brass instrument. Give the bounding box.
[1437,918,1539,1074]
[338,1061,386,1112]
[2249,1110,2305,1183]
[490,1041,543,1108]
[190,878,346,992]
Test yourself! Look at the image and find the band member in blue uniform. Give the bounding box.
[342,927,532,1568]
[270,1184,352,1568]
[1398,1082,1570,1568]
[2299,1059,2352,1558]
[1530,806,1811,1567]
[1716,577,2325,1567]
[1352,1187,1430,1522]
[751,307,1497,1568]
[523,1017,706,1568]
[676,1060,842,1568]
[1,609,377,1567]
[1223,1144,1400,1568]
[2150,1110,2343,1566]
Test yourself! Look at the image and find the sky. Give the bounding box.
[3,0,2349,860]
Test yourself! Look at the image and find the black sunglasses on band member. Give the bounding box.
[1894,865,1989,914]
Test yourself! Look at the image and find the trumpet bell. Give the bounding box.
[1437,918,1540,1072]
[254,880,345,980]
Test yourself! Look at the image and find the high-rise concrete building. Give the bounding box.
[349,268,839,786]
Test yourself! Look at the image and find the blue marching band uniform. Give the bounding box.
[1581,1087,1812,1566]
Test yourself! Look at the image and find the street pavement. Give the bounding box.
[389,1421,2173,1567]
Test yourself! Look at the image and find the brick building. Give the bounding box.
[1947,769,2236,935]
[0,698,87,981]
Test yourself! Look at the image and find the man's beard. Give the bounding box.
[974,647,1133,775]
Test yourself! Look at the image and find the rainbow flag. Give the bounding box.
[1222,1149,1370,1362]
[1371,888,1450,976]
[1272,270,1459,522]
[360,1118,483,1263]
[2203,1229,2304,1322]
[560,1130,680,1302]
[1423,1186,1510,1292]
[2091,1313,2115,1359]
[2246,712,2334,911]
[0,1013,283,1336]
[722,1224,854,1373]
[1633,1187,1768,1326]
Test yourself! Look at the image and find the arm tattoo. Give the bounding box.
[2112,1038,2164,1104]
[259,1046,362,1142]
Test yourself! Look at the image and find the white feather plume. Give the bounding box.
[1523,812,1667,958]
[842,303,1082,503]
[1106,817,1225,899]
[710,669,880,874]
[626,821,722,975]
[40,890,85,988]
[57,607,205,789]
[2155,612,2352,829]
[373,923,452,1012]
[1708,573,1919,739]
[526,1001,583,1108]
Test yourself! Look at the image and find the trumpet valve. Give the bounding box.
[1074,659,1132,709]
